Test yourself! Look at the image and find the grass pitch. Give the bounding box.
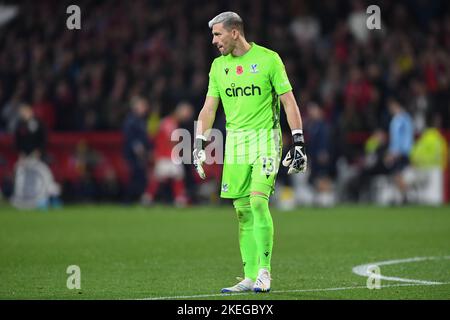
[0,203,449,300]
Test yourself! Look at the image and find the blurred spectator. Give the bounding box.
[384,97,414,203]
[12,104,61,209]
[290,3,320,48]
[408,114,448,205]
[305,102,335,206]
[411,115,448,169]
[2,78,28,133]
[408,78,430,134]
[142,101,193,207]
[344,66,374,116]
[67,141,101,202]
[123,96,151,203]
[432,72,450,129]
[98,165,122,202]
[15,104,46,160]
[347,0,370,44]
[53,80,76,131]
[346,128,389,202]
[31,83,55,131]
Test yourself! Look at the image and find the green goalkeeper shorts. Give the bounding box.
[220,129,282,199]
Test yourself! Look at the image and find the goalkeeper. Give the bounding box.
[193,12,307,293]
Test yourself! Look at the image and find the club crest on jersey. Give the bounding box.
[236,65,243,75]
[250,64,258,73]
[222,183,229,192]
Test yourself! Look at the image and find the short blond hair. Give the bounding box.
[208,11,244,36]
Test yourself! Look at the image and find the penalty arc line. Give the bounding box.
[138,255,450,300]
[352,256,450,285]
[137,281,450,300]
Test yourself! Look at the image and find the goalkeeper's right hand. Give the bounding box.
[193,135,207,179]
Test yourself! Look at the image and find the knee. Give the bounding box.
[249,194,269,213]
[233,197,252,225]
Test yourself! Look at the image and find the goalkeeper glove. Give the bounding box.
[282,130,307,174]
[193,135,207,179]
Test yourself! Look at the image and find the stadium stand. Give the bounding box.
[0,0,449,204]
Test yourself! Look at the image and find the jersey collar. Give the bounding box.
[230,42,256,59]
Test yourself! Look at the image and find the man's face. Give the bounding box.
[307,104,322,120]
[134,100,148,117]
[388,99,399,115]
[176,103,193,123]
[211,23,235,55]
[19,106,33,120]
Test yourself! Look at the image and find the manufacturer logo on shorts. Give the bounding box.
[222,183,229,192]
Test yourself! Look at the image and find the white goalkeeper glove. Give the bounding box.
[193,135,207,179]
[282,130,307,175]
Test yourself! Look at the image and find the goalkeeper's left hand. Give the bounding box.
[193,135,207,179]
[282,130,307,174]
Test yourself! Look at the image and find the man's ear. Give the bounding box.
[231,29,239,39]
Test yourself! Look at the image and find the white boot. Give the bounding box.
[253,268,271,292]
[221,277,254,293]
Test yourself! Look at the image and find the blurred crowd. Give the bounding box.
[0,0,449,206]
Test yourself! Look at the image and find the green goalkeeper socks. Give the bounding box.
[233,197,258,281]
[249,194,273,272]
[233,194,274,280]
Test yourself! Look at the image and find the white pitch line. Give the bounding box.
[138,282,450,300]
[352,256,450,285]
[137,256,450,300]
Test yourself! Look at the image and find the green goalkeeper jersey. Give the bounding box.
[207,42,292,131]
